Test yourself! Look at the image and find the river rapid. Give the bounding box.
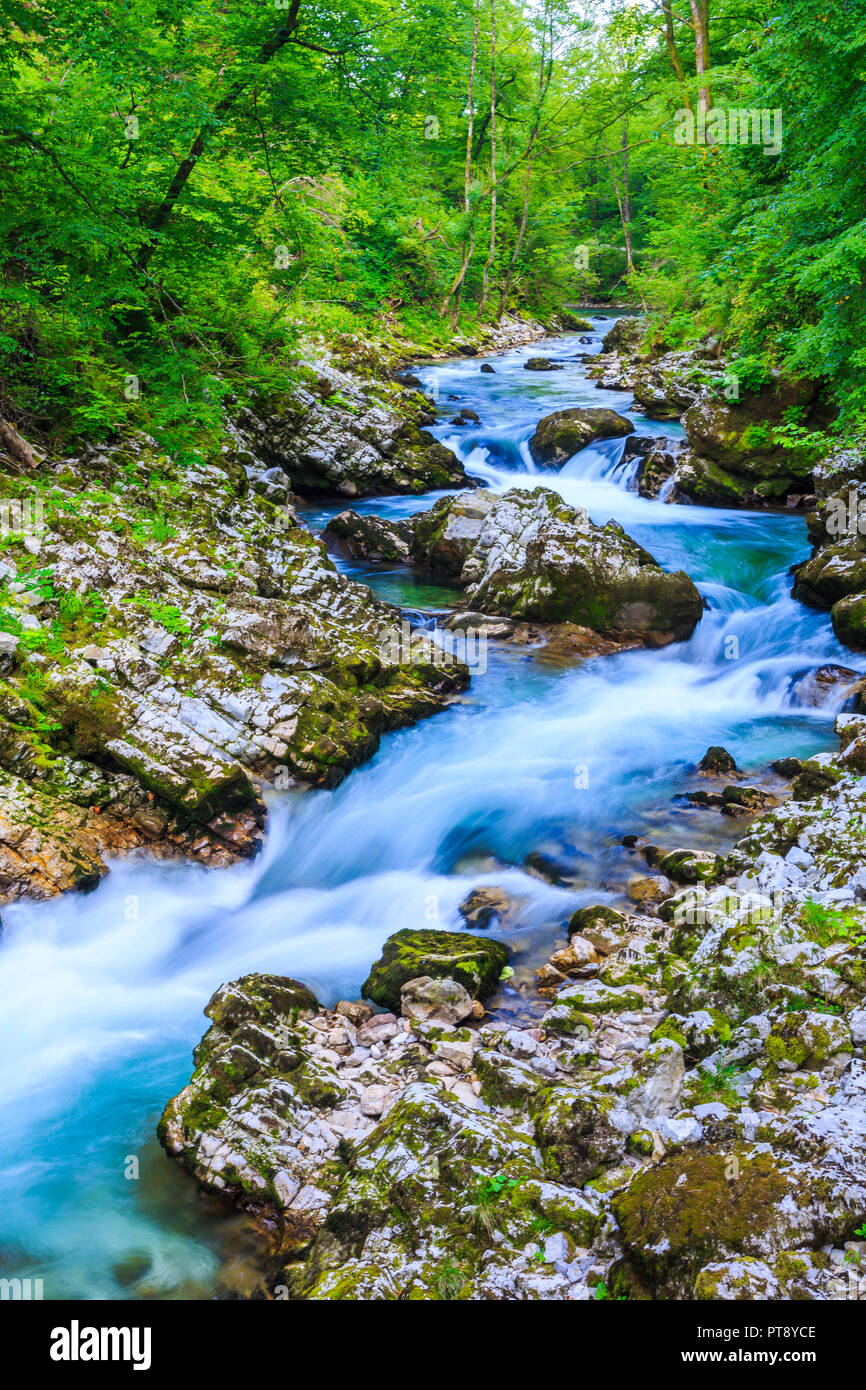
[1,319,861,1299]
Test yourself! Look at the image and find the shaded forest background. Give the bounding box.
[1,0,864,458]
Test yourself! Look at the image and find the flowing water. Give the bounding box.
[1,319,862,1299]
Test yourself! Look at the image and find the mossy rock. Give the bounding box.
[611,1145,791,1296]
[362,928,509,1011]
[527,407,633,467]
[673,457,754,508]
[531,1086,623,1185]
[204,974,319,1032]
[650,847,725,885]
[765,1011,852,1071]
[831,592,866,651]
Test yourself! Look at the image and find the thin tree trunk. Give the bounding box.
[440,11,479,320]
[689,0,712,117]
[477,0,497,320]
[136,0,304,271]
[602,119,646,308]
[497,151,533,320]
[661,1,692,112]
[619,118,633,275]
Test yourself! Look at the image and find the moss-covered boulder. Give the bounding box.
[646,847,725,885]
[672,455,756,507]
[412,487,703,643]
[203,973,319,1033]
[682,378,817,483]
[361,928,509,1011]
[288,1081,601,1300]
[601,317,646,354]
[531,1087,623,1185]
[527,407,633,467]
[611,1145,802,1297]
[567,904,629,954]
[831,591,866,651]
[765,1011,852,1072]
[524,357,564,372]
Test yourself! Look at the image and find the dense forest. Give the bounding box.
[1,0,865,457]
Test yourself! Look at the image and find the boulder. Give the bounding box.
[322,511,411,563]
[412,488,704,643]
[789,664,863,709]
[612,1143,864,1299]
[601,317,646,354]
[239,369,469,498]
[399,975,476,1025]
[524,357,564,372]
[698,746,738,775]
[646,847,725,885]
[458,885,511,928]
[361,927,509,1012]
[527,408,633,467]
[288,1082,600,1300]
[684,382,815,476]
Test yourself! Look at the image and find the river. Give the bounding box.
[0,319,860,1299]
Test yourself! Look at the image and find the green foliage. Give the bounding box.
[696,1061,741,1104]
[801,901,866,950]
[0,0,864,442]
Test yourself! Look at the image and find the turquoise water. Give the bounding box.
[0,325,858,1299]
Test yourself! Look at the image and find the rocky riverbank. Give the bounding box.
[587,317,827,510]
[0,312,589,901]
[158,715,866,1301]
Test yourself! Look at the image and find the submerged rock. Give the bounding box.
[458,885,511,928]
[524,357,564,372]
[698,746,738,775]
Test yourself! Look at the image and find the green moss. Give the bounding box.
[612,1146,790,1293]
[362,928,509,1011]
[651,1020,688,1050]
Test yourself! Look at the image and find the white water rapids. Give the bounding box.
[0,320,860,1297]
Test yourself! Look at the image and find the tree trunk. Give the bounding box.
[476,0,497,320]
[689,0,712,117]
[661,1,692,112]
[440,11,479,319]
[0,417,36,470]
[136,1,304,271]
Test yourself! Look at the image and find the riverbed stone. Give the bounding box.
[411,487,703,642]
[361,928,510,1011]
[527,407,633,466]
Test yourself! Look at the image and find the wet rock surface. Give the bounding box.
[408,487,704,643]
[0,437,468,899]
[527,407,633,466]
[160,714,866,1300]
